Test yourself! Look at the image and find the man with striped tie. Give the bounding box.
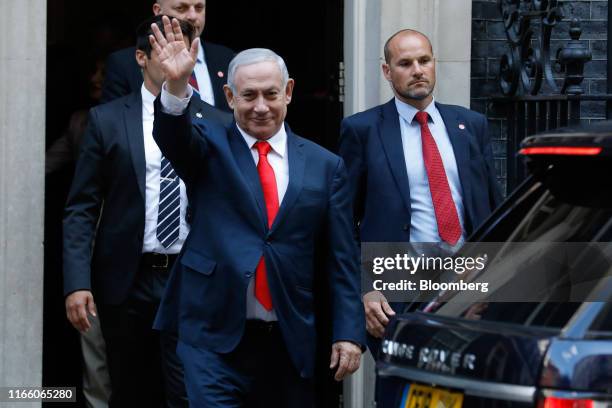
[63,15,231,408]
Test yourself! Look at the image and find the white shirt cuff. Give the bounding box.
[160,82,194,116]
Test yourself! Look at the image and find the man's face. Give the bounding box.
[224,61,294,140]
[153,0,206,38]
[382,33,436,109]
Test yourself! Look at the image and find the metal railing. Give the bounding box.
[491,94,612,190]
[489,0,612,192]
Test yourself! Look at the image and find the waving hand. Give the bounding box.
[149,15,199,97]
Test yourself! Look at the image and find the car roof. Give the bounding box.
[521,120,612,156]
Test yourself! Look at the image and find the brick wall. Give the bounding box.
[471,0,608,195]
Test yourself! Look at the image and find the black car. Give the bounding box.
[377,122,612,408]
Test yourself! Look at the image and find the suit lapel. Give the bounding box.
[227,125,268,228]
[270,127,305,233]
[436,102,471,214]
[378,99,412,214]
[124,92,146,201]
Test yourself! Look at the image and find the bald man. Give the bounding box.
[339,29,502,351]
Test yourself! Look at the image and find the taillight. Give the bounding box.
[538,396,594,408]
[519,146,602,156]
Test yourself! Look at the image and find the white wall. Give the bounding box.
[345,0,472,116]
[0,0,47,405]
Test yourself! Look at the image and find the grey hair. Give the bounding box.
[227,48,289,92]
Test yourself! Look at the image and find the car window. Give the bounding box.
[508,189,612,243]
[436,176,612,329]
[589,302,612,334]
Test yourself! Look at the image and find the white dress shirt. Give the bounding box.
[395,97,466,246]
[141,84,190,253]
[192,44,216,107]
[161,84,286,321]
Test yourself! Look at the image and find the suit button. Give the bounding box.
[402,224,410,231]
[245,271,253,278]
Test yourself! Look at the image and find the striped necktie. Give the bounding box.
[157,156,181,248]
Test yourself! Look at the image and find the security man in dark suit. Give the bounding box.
[63,15,231,408]
[102,0,234,112]
[339,29,503,349]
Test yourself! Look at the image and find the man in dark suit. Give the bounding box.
[339,29,502,345]
[101,0,234,112]
[149,17,365,407]
[63,15,231,408]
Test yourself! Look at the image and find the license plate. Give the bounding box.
[399,383,464,408]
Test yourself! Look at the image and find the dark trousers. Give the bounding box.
[98,256,188,408]
[177,321,314,408]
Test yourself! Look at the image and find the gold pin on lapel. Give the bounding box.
[458,124,465,130]
[196,112,203,119]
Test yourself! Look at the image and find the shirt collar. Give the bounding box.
[236,123,287,158]
[141,84,157,117]
[394,97,439,125]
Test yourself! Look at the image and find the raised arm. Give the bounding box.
[150,16,209,183]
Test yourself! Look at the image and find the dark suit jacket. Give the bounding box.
[339,99,503,243]
[152,100,366,378]
[63,91,232,305]
[101,42,235,112]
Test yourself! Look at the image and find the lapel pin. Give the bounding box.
[217,71,224,78]
[458,124,465,130]
[196,112,203,119]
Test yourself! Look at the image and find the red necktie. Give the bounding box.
[189,71,199,92]
[254,141,279,310]
[414,111,462,245]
